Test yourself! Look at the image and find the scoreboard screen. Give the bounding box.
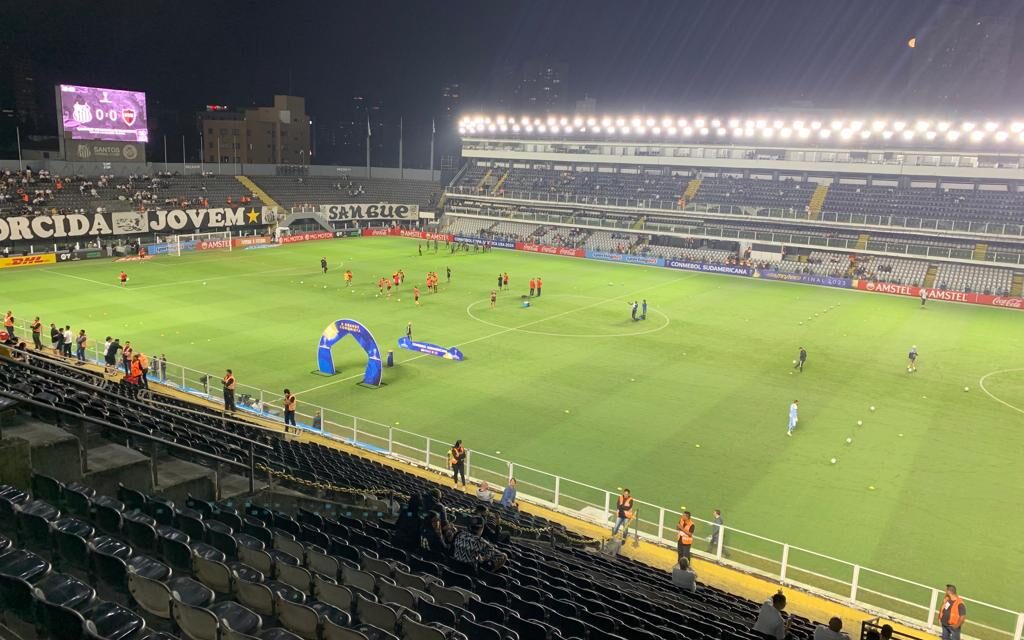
[59,84,149,143]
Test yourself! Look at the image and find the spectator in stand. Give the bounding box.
[420,510,454,554]
[75,329,87,363]
[499,478,518,508]
[814,618,849,640]
[62,325,73,358]
[671,557,698,593]
[451,518,506,574]
[475,481,493,502]
[752,591,790,640]
[938,585,967,640]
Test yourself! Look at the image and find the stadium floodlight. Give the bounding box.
[902,130,914,140]
[601,117,612,126]
[984,121,999,132]
[840,129,853,140]
[458,127,466,135]
[487,124,497,132]
[810,120,822,130]
[616,117,626,127]
[729,118,740,128]
[1012,122,1024,133]
[636,126,646,135]
[652,126,662,135]
[924,130,936,140]
[830,120,844,130]
[734,127,745,136]
[524,124,534,132]
[538,124,547,133]
[666,126,677,135]
[559,117,569,126]
[793,119,805,129]
[512,124,521,132]
[946,130,960,142]
[915,120,930,132]
[780,127,792,138]
[586,117,596,126]
[631,117,642,127]
[893,121,907,131]
[797,128,810,138]
[970,130,985,142]
[499,124,507,132]
[937,121,951,131]
[645,117,655,127]
[860,130,871,140]
[699,127,710,136]
[621,126,631,134]
[850,120,864,131]
[962,122,976,131]
[872,120,887,131]
[819,129,832,139]
[550,125,560,134]
[995,131,1009,142]
[773,119,784,129]
[682,126,693,136]
[661,117,673,128]
[717,127,727,136]
[677,118,688,128]
[712,118,722,128]
[755,119,767,129]
[762,127,774,138]
[695,118,706,128]
[573,117,583,127]
[882,130,894,139]
[745,119,755,128]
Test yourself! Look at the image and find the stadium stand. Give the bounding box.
[0,346,826,640]
[820,184,1024,223]
[690,177,814,211]
[249,176,439,211]
[934,263,1014,294]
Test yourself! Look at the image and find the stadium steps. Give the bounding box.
[923,264,939,288]
[631,216,646,229]
[855,233,870,250]
[475,168,493,193]
[490,170,510,194]
[973,243,988,261]
[807,183,829,220]
[682,178,702,202]
[1011,273,1024,296]
[236,175,281,209]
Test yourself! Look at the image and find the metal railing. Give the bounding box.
[7,310,1022,640]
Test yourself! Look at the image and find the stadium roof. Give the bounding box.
[458,114,1024,153]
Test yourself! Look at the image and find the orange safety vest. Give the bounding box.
[138,354,149,369]
[3,315,12,328]
[284,394,296,411]
[677,517,695,544]
[448,446,465,467]
[224,375,236,390]
[617,494,634,519]
[941,595,966,627]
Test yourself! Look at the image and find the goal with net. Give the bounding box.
[170,231,233,256]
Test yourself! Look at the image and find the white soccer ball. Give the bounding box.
[397,299,401,302]
[964,386,969,392]
[869,405,876,412]
[830,457,837,464]
[846,437,853,444]
[202,282,206,286]
[857,420,862,426]
[300,280,304,284]
[792,360,797,365]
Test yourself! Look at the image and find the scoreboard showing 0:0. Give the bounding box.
[59,84,149,143]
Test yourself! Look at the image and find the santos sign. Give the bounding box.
[0,207,274,241]
[320,203,420,221]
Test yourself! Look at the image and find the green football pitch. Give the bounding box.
[4,237,1023,620]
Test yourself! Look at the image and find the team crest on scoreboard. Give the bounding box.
[122,108,137,126]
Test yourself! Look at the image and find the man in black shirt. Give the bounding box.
[320,257,328,274]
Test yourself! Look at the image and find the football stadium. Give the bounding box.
[1,3,1022,640]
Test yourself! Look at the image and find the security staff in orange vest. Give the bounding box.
[611,489,634,540]
[283,389,297,428]
[677,511,696,560]
[938,584,967,640]
[222,369,236,412]
[449,440,467,488]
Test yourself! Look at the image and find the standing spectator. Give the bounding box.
[814,618,849,640]
[138,352,149,388]
[50,324,61,354]
[611,488,634,540]
[529,278,536,296]
[3,311,14,340]
[880,625,894,640]
[105,338,121,373]
[62,326,73,358]
[536,276,543,297]
[938,585,967,640]
[222,369,237,412]
[156,353,167,382]
[752,591,790,640]
[312,409,322,430]
[30,317,42,350]
[708,509,725,553]
[121,341,133,375]
[75,330,87,363]
[671,557,698,593]
[283,388,297,428]
[677,511,695,561]
[449,440,467,487]
[499,478,518,508]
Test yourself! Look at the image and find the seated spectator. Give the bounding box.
[814,618,849,640]
[752,591,790,640]
[420,510,453,554]
[420,487,449,526]
[475,481,493,502]
[499,478,518,508]
[451,518,506,573]
[671,557,698,593]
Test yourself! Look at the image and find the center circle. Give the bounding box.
[465,293,671,338]
[978,368,1024,415]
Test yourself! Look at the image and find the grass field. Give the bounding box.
[4,237,1023,622]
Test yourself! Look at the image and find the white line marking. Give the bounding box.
[295,275,692,396]
[39,269,121,288]
[40,265,302,291]
[978,368,1024,415]
[465,294,671,338]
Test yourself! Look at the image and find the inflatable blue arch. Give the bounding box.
[316,319,383,386]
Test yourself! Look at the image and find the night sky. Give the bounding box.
[2,0,1022,165]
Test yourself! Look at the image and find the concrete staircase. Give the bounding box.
[973,243,988,261]
[1011,272,1024,297]
[923,264,939,289]
[236,175,281,210]
[631,216,646,230]
[490,170,509,195]
[855,234,870,250]
[682,178,702,203]
[808,184,829,220]
[475,169,493,193]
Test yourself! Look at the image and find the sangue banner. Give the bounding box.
[0,207,274,242]
[320,203,419,221]
[854,280,1024,310]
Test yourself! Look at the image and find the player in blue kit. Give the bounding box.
[787,400,799,436]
